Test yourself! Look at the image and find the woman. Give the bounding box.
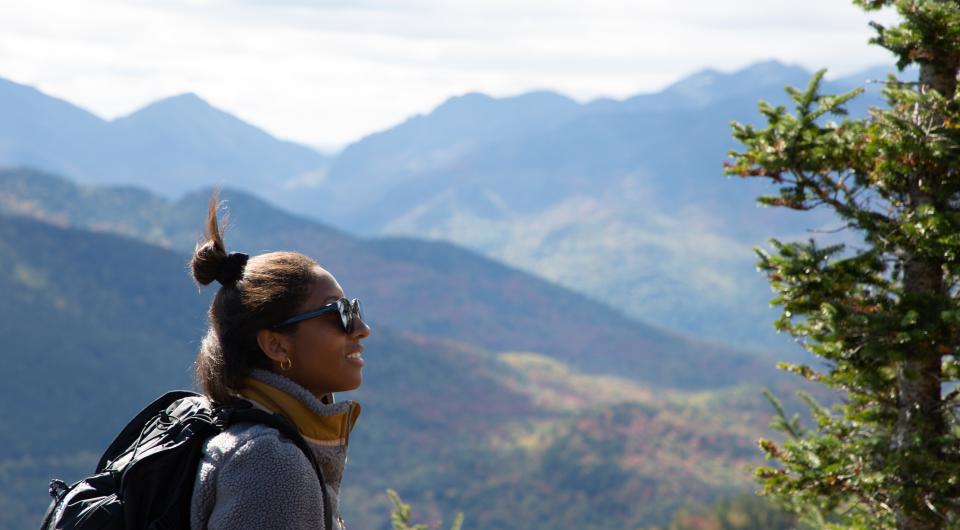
[188,193,370,530]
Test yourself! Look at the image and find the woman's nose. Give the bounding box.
[351,316,371,339]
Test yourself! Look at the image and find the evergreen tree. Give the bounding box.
[726,1,960,529]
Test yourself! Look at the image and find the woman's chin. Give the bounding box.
[346,374,362,391]
[335,373,362,393]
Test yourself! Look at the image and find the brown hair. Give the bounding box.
[190,191,319,403]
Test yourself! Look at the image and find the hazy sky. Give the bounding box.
[1,0,899,151]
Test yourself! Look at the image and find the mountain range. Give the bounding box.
[300,61,899,349]
[0,61,911,350]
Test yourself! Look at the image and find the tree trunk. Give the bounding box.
[892,58,955,530]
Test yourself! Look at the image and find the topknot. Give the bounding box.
[191,191,231,287]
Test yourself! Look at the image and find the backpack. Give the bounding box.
[39,390,333,530]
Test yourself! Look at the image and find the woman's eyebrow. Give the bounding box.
[324,294,344,304]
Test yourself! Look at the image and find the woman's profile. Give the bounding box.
[188,192,370,530]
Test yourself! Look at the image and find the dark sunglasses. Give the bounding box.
[271,298,363,332]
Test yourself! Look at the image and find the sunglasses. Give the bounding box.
[271,298,363,333]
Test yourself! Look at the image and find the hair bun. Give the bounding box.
[216,252,249,286]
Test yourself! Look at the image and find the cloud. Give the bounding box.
[0,0,900,149]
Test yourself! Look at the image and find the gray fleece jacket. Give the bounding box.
[190,370,358,530]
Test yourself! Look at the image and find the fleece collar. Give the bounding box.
[239,369,361,446]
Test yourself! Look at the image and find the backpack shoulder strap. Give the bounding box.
[219,404,335,530]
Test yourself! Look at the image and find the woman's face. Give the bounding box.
[282,267,371,397]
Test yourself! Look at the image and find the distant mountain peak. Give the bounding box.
[432,92,496,114]
[157,92,208,105]
[668,60,808,91]
[451,91,493,102]
[638,59,812,108]
[118,92,214,119]
[735,59,810,82]
[508,89,572,100]
[431,90,578,118]
[739,59,804,74]
[669,68,722,91]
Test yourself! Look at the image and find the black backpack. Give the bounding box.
[40,390,333,530]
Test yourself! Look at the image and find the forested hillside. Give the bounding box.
[0,168,778,388]
[0,202,793,529]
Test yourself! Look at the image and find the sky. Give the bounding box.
[0,0,899,152]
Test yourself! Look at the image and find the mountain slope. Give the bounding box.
[319,90,584,210]
[589,60,815,113]
[0,214,205,457]
[0,168,778,389]
[0,213,528,529]
[0,78,108,172]
[0,212,793,530]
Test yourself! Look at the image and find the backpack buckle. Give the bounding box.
[48,479,69,500]
[210,409,229,429]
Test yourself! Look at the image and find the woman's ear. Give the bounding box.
[256,329,291,364]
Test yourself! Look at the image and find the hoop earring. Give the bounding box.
[280,357,292,371]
